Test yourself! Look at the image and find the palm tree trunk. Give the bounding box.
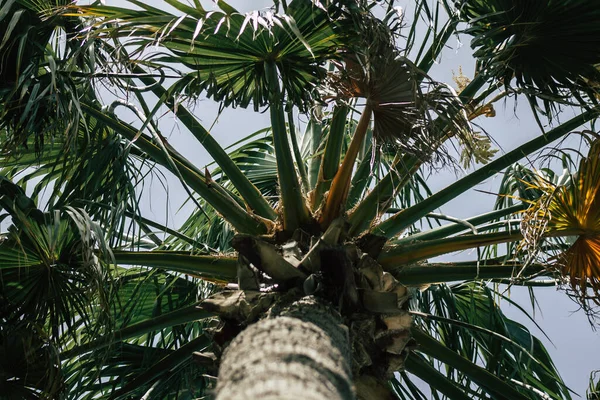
[214,296,355,400]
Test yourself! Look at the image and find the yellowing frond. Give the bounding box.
[561,237,600,302]
[524,140,600,302]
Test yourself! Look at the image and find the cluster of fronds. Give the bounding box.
[2,0,600,398]
[457,0,600,116]
[522,140,600,306]
[0,0,92,153]
[78,0,346,113]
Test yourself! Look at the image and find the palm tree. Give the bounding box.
[2,0,600,398]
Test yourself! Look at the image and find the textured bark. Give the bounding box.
[214,296,354,400]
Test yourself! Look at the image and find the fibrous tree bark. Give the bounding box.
[214,296,354,400]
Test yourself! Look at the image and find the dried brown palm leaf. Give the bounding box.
[326,51,472,163]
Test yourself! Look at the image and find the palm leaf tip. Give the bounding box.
[523,140,600,305]
[589,370,600,399]
[458,0,600,115]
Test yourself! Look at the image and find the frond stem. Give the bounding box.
[287,108,310,193]
[319,104,372,229]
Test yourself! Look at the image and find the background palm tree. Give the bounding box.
[1,0,600,398]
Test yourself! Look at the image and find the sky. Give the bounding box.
[95,0,600,396]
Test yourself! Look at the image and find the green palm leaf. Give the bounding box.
[405,282,571,399]
[76,0,344,111]
[458,0,600,116]
[0,177,112,343]
[61,269,215,399]
[2,1,599,399]
[1,113,146,248]
[589,371,600,400]
[0,0,99,151]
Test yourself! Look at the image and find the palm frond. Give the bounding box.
[63,339,209,400]
[372,109,600,239]
[75,0,344,112]
[589,370,600,400]
[405,282,571,399]
[523,140,600,308]
[1,112,148,248]
[0,177,113,345]
[211,129,278,199]
[458,0,600,117]
[61,269,214,399]
[1,1,598,398]
[326,55,472,163]
[0,0,98,152]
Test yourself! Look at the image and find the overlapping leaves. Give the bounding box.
[326,53,472,162]
[76,0,345,111]
[0,0,97,152]
[0,0,598,399]
[0,177,218,398]
[62,269,214,400]
[523,140,600,306]
[0,322,63,399]
[0,177,111,342]
[0,111,146,248]
[458,0,600,116]
[0,178,113,398]
[398,282,570,400]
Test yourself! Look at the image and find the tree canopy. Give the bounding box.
[1,0,600,399]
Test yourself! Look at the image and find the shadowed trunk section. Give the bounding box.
[214,296,355,400]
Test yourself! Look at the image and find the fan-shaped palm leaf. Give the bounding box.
[458,0,600,116]
[0,178,139,397]
[61,269,215,399]
[0,177,112,343]
[319,52,472,227]
[327,55,471,158]
[74,0,344,111]
[1,111,147,248]
[523,140,600,305]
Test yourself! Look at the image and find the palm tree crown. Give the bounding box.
[2,0,600,399]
